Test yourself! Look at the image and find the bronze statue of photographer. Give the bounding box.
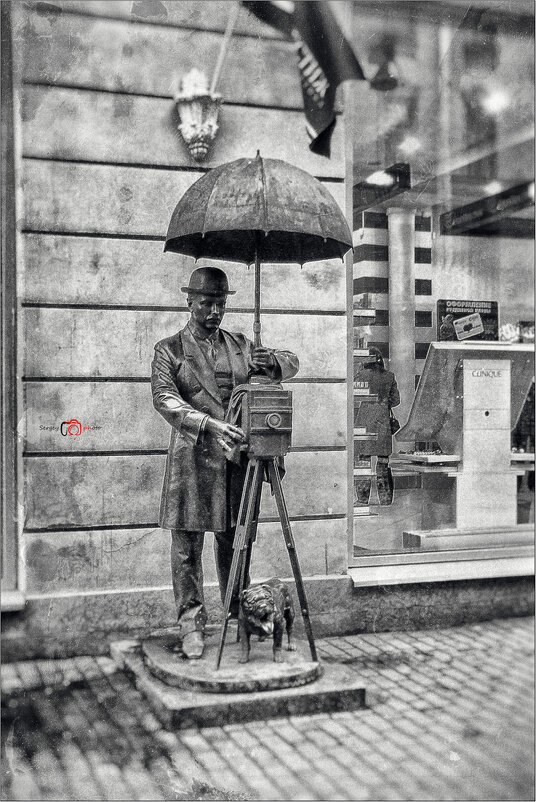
[151,267,299,659]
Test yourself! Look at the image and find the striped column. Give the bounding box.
[352,211,390,365]
[352,208,434,482]
[352,211,390,515]
[414,213,434,394]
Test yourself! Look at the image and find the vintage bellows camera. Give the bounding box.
[240,381,293,457]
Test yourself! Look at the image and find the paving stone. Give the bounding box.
[292,769,338,800]
[179,730,214,754]
[247,743,301,797]
[58,741,103,800]
[2,743,42,801]
[213,743,268,794]
[146,754,182,798]
[1,664,21,695]
[13,661,42,690]
[31,745,72,800]
[272,719,307,745]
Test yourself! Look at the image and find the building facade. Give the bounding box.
[2,0,534,657]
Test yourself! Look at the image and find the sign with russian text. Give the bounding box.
[437,300,499,341]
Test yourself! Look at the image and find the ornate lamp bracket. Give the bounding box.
[174,68,223,162]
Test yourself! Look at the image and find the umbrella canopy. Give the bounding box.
[164,153,352,265]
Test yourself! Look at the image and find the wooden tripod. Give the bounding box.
[215,455,318,670]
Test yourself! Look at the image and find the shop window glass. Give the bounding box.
[350,1,534,570]
[1,1,20,605]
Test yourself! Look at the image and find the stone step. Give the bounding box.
[111,635,366,730]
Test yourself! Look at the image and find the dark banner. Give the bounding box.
[243,1,365,156]
[437,299,499,342]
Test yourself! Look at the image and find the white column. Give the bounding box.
[387,207,416,448]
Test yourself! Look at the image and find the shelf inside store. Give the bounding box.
[354,506,379,517]
[353,309,376,320]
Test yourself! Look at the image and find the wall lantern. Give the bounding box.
[174,68,222,162]
[174,3,240,162]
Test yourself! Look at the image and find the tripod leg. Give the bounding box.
[267,459,318,663]
[237,468,262,597]
[236,473,262,642]
[215,459,264,670]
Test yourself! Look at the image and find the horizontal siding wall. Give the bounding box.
[24,382,347,451]
[17,11,299,105]
[24,452,347,530]
[22,235,346,309]
[21,85,343,176]
[25,1,283,35]
[14,2,349,628]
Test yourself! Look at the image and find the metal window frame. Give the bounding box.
[1,1,24,611]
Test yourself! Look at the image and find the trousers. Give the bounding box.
[170,528,251,635]
[354,455,394,506]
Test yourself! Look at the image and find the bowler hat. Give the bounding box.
[181,266,236,296]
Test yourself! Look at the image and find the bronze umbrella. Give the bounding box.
[164,152,353,346]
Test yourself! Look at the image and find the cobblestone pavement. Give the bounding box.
[1,617,534,801]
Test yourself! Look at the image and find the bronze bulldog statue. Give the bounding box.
[238,578,297,663]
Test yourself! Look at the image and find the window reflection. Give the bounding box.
[350,2,534,560]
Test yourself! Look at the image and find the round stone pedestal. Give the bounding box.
[142,627,321,694]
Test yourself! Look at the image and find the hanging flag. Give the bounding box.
[243,1,365,157]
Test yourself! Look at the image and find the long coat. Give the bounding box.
[151,325,299,531]
[354,366,400,456]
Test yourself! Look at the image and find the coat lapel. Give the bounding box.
[180,326,222,403]
[221,330,249,386]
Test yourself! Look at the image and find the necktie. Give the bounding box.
[208,335,218,364]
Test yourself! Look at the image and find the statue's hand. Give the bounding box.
[205,418,246,453]
[250,347,276,370]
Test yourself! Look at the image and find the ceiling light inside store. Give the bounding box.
[366,170,395,186]
[370,61,399,92]
[353,163,411,218]
[484,181,503,195]
[398,136,422,155]
[368,33,399,92]
[480,88,510,115]
[272,0,295,11]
